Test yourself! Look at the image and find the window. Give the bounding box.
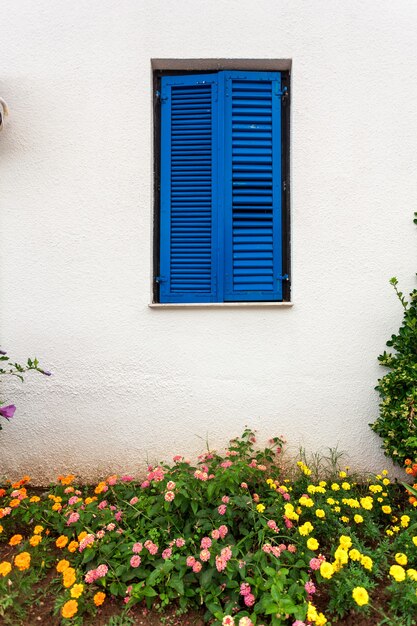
[154,70,290,304]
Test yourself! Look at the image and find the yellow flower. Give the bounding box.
[299,522,314,536]
[395,553,408,566]
[63,567,76,588]
[307,603,318,622]
[14,552,30,571]
[412,536,417,547]
[354,514,363,524]
[339,535,352,550]
[361,555,373,571]
[326,498,335,505]
[386,529,393,536]
[307,538,319,550]
[315,509,325,518]
[0,561,12,577]
[316,613,327,626]
[320,561,334,579]
[9,534,23,546]
[93,591,106,607]
[56,559,70,573]
[360,497,373,510]
[70,583,84,598]
[390,564,405,582]
[331,483,340,491]
[299,496,314,507]
[382,505,392,514]
[401,515,410,528]
[352,587,369,606]
[333,506,341,513]
[61,599,78,619]
[33,525,43,535]
[78,531,88,542]
[334,547,348,566]
[382,478,390,486]
[369,484,382,493]
[407,569,417,581]
[341,482,351,490]
[30,496,41,503]
[339,471,347,478]
[256,503,265,513]
[349,549,361,561]
[68,541,79,553]
[29,535,42,547]
[52,503,62,511]
[341,516,350,523]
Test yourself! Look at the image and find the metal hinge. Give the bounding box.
[154,276,166,284]
[277,86,289,103]
[283,179,287,192]
[277,274,289,282]
[155,90,168,103]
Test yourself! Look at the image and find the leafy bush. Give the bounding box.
[1,431,417,625]
[370,215,417,465]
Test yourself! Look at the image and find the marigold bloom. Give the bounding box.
[256,503,265,513]
[9,534,23,546]
[56,535,69,548]
[57,559,70,573]
[63,567,76,588]
[395,553,408,566]
[70,583,84,598]
[319,561,334,579]
[361,555,373,571]
[30,496,40,503]
[68,541,79,553]
[14,552,30,571]
[33,525,43,535]
[9,499,20,508]
[307,538,319,551]
[0,561,12,577]
[390,564,406,582]
[94,591,106,606]
[61,599,78,619]
[29,535,42,547]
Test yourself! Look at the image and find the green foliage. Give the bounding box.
[370,213,417,465]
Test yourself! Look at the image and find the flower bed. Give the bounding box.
[1,430,417,626]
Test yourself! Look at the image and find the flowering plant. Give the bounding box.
[1,431,417,625]
[0,349,51,430]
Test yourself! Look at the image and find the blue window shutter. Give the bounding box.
[159,74,219,303]
[222,71,283,301]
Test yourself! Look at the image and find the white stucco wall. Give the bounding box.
[1,0,417,482]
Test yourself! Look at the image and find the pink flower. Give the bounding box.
[244,593,255,607]
[267,520,279,531]
[271,547,282,558]
[222,617,235,626]
[98,500,108,510]
[130,496,139,505]
[283,492,291,501]
[218,504,227,515]
[249,460,257,468]
[130,555,141,568]
[292,622,306,626]
[96,530,105,539]
[287,544,297,553]
[84,569,96,583]
[79,534,94,552]
[215,556,227,572]
[262,544,272,553]
[67,512,80,525]
[0,405,16,420]
[200,549,210,562]
[115,511,123,522]
[218,525,228,539]
[173,455,183,462]
[211,529,220,540]
[132,542,143,554]
[257,464,266,471]
[194,470,208,481]
[107,476,117,486]
[221,496,230,504]
[309,558,321,570]
[165,491,175,502]
[121,475,134,482]
[220,546,232,561]
[144,540,158,555]
[95,564,108,578]
[240,583,251,596]
[305,581,316,595]
[201,537,212,549]
[162,548,172,560]
[192,561,202,573]
[175,538,185,548]
[221,460,233,468]
[240,482,248,489]
[106,523,116,531]
[141,481,150,488]
[238,560,246,569]
[166,481,176,490]
[186,556,196,567]
[68,496,79,506]
[284,517,293,529]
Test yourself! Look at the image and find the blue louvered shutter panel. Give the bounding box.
[159,74,219,303]
[222,71,283,301]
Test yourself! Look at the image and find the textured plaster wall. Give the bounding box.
[1,0,417,482]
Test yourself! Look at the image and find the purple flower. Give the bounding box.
[0,405,16,420]
[0,349,7,355]
[39,369,52,376]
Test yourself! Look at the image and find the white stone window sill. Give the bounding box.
[149,302,293,309]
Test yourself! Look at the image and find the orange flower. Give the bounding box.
[14,552,31,571]
[9,499,20,508]
[56,535,69,549]
[93,591,106,606]
[58,475,75,486]
[0,561,12,577]
[33,525,43,535]
[52,503,62,512]
[56,559,70,573]
[0,525,3,534]
[0,489,6,498]
[68,541,79,553]
[9,534,23,546]
[406,467,413,475]
[30,496,40,503]
[61,599,78,619]
[29,535,42,547]
[94,482,106,495]
[405,459,412,466]
[77,531,88,542]
[62,567,76,588]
